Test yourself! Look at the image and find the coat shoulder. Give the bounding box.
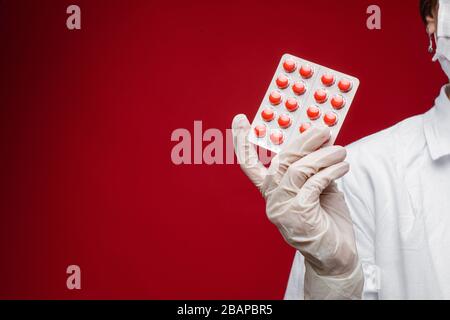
[346,115,426,163]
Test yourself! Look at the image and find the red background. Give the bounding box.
[0,0,447,299]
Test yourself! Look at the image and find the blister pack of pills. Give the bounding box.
[249,53,360,153]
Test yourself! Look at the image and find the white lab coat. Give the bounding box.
[285,85,450,300]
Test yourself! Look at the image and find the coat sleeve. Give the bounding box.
[284,142,380,300]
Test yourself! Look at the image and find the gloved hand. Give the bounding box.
[232,114,363,298]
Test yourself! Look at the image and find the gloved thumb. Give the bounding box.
[232,114,254,135]
[231,114,267,189]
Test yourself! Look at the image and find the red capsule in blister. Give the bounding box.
[278,114,292,129]
[261,108,275,122]
[270,131,284,145]
[276,75,289,89]
[307,106,321,120]
[299,122,312,134]
[269,91,282,105]
[338,78,353,92]
[283,59,297,73]
[292,81,306,95]
[324,111,338,127]
[285,98,299,112]
[254,125,267,138]
[314,89,328,104]
[300,64,314,79]
[321,73,335,86]
[331,94,345,110]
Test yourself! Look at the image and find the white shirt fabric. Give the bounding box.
[284,85,450,300]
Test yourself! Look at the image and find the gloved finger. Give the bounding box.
[322,181,340,195]
[262,127,331,196]
[291,161,350,218]
[275,146,347,200]
[232,114,267,189]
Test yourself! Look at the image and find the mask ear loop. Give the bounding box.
[428,33,435,53]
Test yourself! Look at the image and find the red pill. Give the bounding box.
[278,114,292,129]
[299,122,312,134]
[292,81,307,95]
[314,89,328,103]
[324,112,338,127]
[254,125,267,138]
[269,91,282,105]
[331,94,345,110]
[261,108,275,122]
[285,98,299,112]
[270,131,284,145]
[307,106,321,120]
[338,78,353,92]
[283,59,297,73]
[276,75,290,89]
[300,64,314,79]
[321,73,335,86]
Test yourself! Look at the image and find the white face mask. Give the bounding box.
[434,36,450,79]
[433,0,450,80]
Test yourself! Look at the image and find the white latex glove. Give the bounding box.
[232,114,364,299]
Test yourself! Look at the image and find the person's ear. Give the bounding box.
[426,15,437,35]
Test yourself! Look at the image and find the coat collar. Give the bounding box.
[424,85,450,161]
